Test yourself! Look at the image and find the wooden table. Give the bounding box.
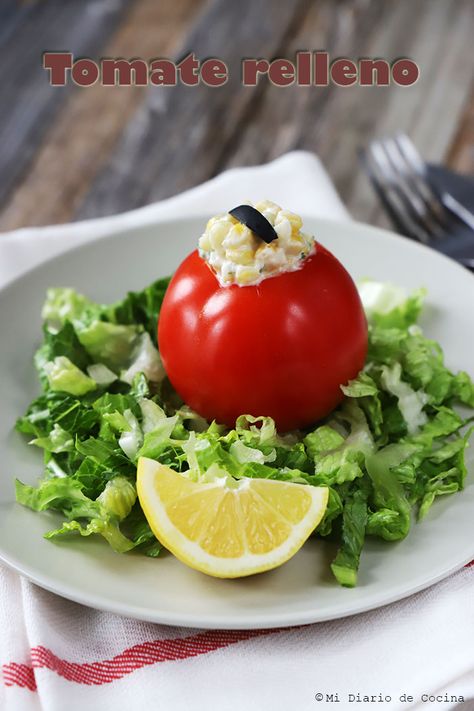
[0,0,473,233]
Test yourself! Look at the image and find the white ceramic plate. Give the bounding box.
[0,216,473,629]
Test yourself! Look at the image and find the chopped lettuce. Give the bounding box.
[358,280,425,329]
[380,362,428,435]
[86,363,117,387]
[42,288,95,332]
[45,477,137,553]
[44,356,97,396]
[331,484,369,587]
[121,333,165,385]
[365,443,415,540]
[76,321,139,370]
[14,277,474,586]
[118,410,143,460]
[304,403,373,486]
[96,476,137,519]
[30,423,74,453]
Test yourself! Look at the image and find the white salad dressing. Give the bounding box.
[198,200,316,286]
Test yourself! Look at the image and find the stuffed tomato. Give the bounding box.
[158,201,368,431]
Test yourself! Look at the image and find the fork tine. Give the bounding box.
[393,134,452,230]
[399,133,474,234]
[363,134,474,264]
[381,139,435,232]
[381,136,447,240]
[362,142,432,244]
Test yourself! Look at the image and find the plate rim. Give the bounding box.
[0,213,473,629]
[0,542,472,629]
[0,212,472,297]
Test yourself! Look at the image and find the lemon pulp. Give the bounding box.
[137,457,328,578]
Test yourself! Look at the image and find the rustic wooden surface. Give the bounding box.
[0,0,473,233]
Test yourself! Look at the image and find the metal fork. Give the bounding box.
[361,133,474,269]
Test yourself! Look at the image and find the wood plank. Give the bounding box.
[224,0,474,227]
[446,80,474,174]
[0,0,204,231]
[0,0,131,214]
[1,0,472,231]
[0,0,41,48]
[322,0,474,225]
[222,0,390,170]
[75,0,308,220]
[77,0,474,227]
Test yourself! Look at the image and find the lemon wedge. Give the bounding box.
[137,457,329,578]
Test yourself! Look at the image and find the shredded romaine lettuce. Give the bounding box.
[44,356,97,396]
[14,276,474,585]
[121,333,165,385]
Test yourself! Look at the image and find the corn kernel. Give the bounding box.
[199,234,211,252]
[209,222,228,250]
[236,266,260,284]
[226,248,254,265]
[282,211,303,233]
[200,200,314,286]
[223,224,248,249]
[275,218,292,241]
[285,236,306,256]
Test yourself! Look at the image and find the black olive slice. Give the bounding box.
[229,205,278,244]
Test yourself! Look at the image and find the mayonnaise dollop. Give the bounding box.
[198,200,316,286]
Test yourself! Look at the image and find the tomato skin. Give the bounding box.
[158,245,368,432]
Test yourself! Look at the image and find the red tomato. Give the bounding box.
[158,245,367,431]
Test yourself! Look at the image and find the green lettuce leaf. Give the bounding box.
[380,362,428,435]
[14,275,474,586]
[341,372,383,438]
[44,518,135,553]
[76,321,140,371]
[17,475,138,553]
[86,363,117,387]
[358,280,425,329]
[121,333,165,385]
[105,277,171,339]
[305,403,374,486]
[366,443,415,540]
[44,356,97,396]
[317,487,343,537]
[42,288,96,331]
[331,483,369,587]
[30,424,74,453]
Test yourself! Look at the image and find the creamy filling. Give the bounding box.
[198,200,316,286]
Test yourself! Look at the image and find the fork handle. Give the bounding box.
[441,193,474,233]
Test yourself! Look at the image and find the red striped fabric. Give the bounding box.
[2,663,37,692]
[2,628,278,692]
[3,563,473,692]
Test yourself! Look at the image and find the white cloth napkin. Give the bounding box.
[0,152,473,711]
